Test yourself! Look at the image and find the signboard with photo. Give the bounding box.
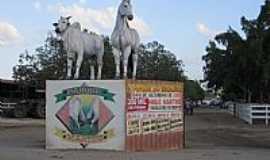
[46,80,126,150]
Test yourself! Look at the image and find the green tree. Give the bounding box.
[184,80,205,102]
[202,0,270,103]
[13,32,66,81]
[13,50,38,81]
[137,41,185,81]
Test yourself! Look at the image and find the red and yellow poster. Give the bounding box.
[126,80,184,151]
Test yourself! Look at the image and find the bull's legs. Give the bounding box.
[132,53,138,80]
[67,55,73,79]
[90,65,95,80]
[113,48,121,79]
[97,65,102,80]
[97,54,103,80]
[74,53,83,79]
[123,46,131,79]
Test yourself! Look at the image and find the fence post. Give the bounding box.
[266,105,269,126]
[249,105,253,125]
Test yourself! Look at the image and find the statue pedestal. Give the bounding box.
[46,80,184,152]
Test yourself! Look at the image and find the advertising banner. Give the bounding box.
[126,80,184,151]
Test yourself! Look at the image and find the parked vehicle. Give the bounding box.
[0,79,45,118]
[208,99,222,108]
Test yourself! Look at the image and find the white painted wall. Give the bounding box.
[46,80,126,150]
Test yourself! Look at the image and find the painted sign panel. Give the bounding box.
[126,80,184,151]
[46,80,125,150]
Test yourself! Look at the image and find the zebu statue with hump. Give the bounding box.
[53,16,104,80]
[111,0,140,79]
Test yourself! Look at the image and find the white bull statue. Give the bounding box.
[53,16,104,80]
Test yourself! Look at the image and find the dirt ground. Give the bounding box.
[0,108,270,160]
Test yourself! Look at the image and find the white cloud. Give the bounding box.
[197,22,221,39]
[34,1,41,10]
[0,22,22,47]
[79,0,86,4]
[49,3,152,38]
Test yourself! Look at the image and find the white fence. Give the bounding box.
[0,101,16,110]
[229,103,270,125]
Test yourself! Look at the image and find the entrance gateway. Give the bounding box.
[46,80,184,151]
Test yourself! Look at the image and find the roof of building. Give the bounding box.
[0,79,16,84]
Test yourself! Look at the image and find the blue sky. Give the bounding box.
[0,0,264,80]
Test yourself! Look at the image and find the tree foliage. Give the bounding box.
[202,0,270,103]
[13,33,66,81]
[184,80,205,102]
[137,41,185,81]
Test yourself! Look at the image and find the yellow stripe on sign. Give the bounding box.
[53,128,115,144]
[127,81,184,92]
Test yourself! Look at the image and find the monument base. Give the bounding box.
[46,80,184,152]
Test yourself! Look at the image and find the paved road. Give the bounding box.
[0,108,270,160]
